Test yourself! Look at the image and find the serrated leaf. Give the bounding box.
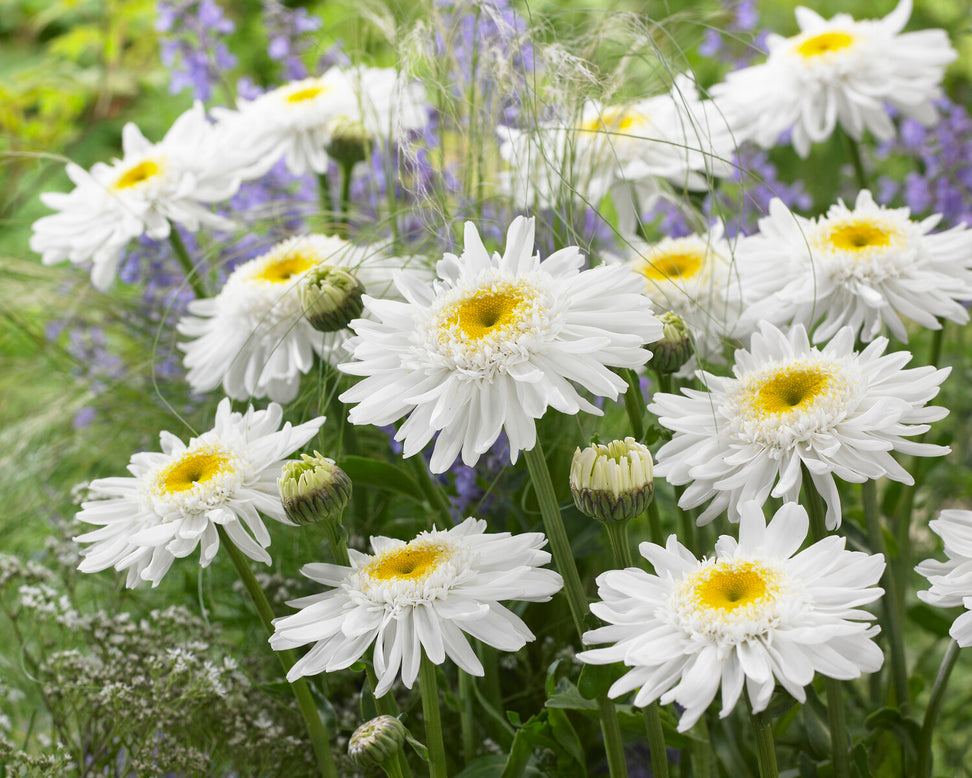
[339,455,425,502]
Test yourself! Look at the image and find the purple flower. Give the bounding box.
[155,0,237,101]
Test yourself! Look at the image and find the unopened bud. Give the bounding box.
[570,438,654,523]
[278,452,352,526]
[348,715,407,769]
[299,264,365,332]
[650,312,693,375]
[326,116,370,169]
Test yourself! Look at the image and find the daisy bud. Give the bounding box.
[570,438,654,523]
[650,312,693,375]
[299,265,365,332]
[348,715,407,770]
[326,115,370,169]
[278,453,352,526]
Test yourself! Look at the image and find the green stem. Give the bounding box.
[750,708,779,778]
[217,527,337,778]
[862,481,909,712]
[801,465,829,542]
[380,754,407,778]
[168,227,208,299]
[646,500,666,547]
[673,484,697,555]
[419,655,448,778]
[406,455,454,528]
[643,703,671,778]
[603,520,634,569]
[654,370,673,396]
[459,670,476,762]
[324,516,350,567]
[841,128,868,191]
[596,695,630,778]
[339,161,354,237]
[622,369,646,442]
[317,172,332,214]
[917,639,961,778]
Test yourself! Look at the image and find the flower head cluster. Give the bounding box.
[712,0,956,156]
[74,399,324,587]
[339,216,662,473]
[579,501,885,731]
[916,510,972,646]
[270,517,563,696]
[649,322,950,529]
[738,191,972,343]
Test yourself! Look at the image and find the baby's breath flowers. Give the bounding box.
[339,216,662,473]
[269,518,563,697]
[178,234,397,403]
[738,192,972,344]
[648,322,950,529]
[579,501,886,732]
[711,0,956,157]
[916,510,972,646]
[74,399,324,587]
[30,102,247,291]
[570,438,654,524]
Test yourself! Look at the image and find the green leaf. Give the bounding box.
[405,732,429,762]
[339,455,425,502]
[547,708,587,772]
[864,707,921,752]
[907,603,954,638]
[454,755,506,778]
[545,685,599,713]
[851,743,874,778]
[577,662,620,700]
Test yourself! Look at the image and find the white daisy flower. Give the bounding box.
[338,216,662,473]
[500,75,739,226]
[270,517,563,696]
[916,510,972,647]
[607,223,746,371]
[648,321,950,529]
[738,192,972,344]
[222,66,429,178]
[710,0,956,157]
[579,501,885,732]
[178,234,401,404]
[30,102,247,291]
[74,399,324,587]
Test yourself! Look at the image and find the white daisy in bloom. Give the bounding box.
[648,321,950,529]
[916,510,972,647]
[710,0,956,157]
[178,234,400,403]
[339,216,662,473]
[74,399,324,588]
[738,192,972,344]
[30,102,246,291]
[579,501,885,732]
[270,517,563,696]
[607,224,746,370]
[500,75,738,226]
[223,66,428,177]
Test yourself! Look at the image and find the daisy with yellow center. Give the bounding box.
[710,0,956,157]
[579,501,886,732]
[648,321,950,529]
[737,191,972,343]
[30,102,248,291]
[74,399,325,588]
[270,518,563,697]
[178,234,402,403]
[339,216,662,473]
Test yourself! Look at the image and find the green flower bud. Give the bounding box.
[278,452,352,526]
[299,264,365,333]
[348,715,407,770]
[570,438,654,523]
[326,115,370,169]
[650,311,693,375]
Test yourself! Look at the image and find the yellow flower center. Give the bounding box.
[695,562,770,612]
[823,220,895,252]
[754,365,833,416]
[366,542,450,582]
[156,448,234,494]
[446,285,531,341]
[796,30,854,59]
[581,107,647,134]
[287,84,330,103]
[253,253,317,284]
[113,159,160,190]
[636,249,704,282]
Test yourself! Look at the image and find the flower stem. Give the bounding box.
[596,695,630,778]
[622,369,645,442]
[317,172,332,214]
[419,654,448,778]
[646,500,667,547]
[603,520,634,569]
[339,161,354,238]
[643,703,671,778]
[459,670,476,761]
[168,226,209,299]
[917,639,961,778]
[406,455,454,528]
[324,515,351,567]
[750,708,779,778]
[840,128,868,191]
[216,526,337,778]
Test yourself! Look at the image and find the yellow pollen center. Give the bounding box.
[449,288,527,341]
[113,160,160,190]
[825,221,894,251]
[695,562,769,612]
[287,85,329,103]
[797,31,853,58]
[755,366,831,415]
[637,250,704,282]
[254,254,317,283]
[367,543,448,582]
[581,107,645,134]
[157,450,232,494]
